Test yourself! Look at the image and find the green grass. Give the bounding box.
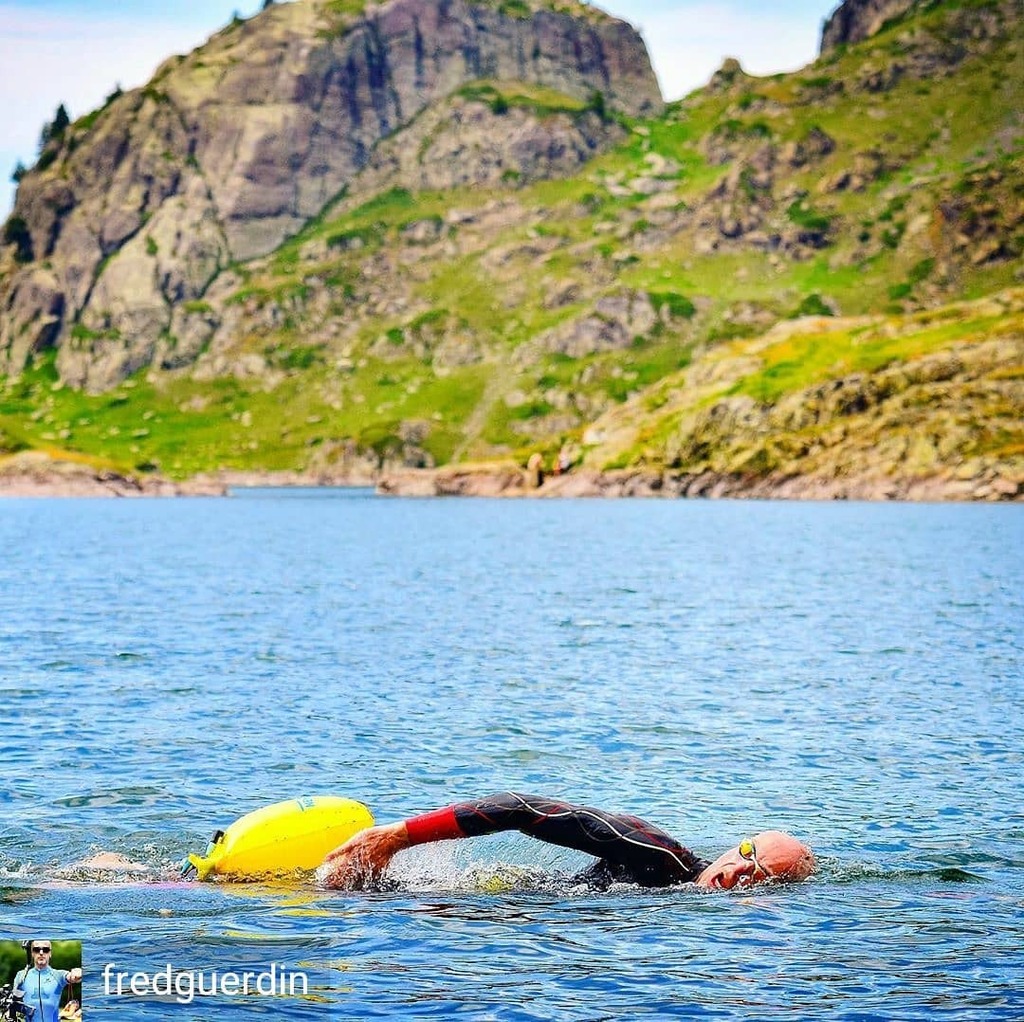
[0,349,493,478]
[731,308,1015,405]
[793,293,835,318]
[415,257,509,340]
[324,0,368,13]
[498,0,531,17]
[600,340,693,403]
[649,291,696,320]
[787,200,833,234]
[458,81,587,118]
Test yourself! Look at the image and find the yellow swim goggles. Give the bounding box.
[738,837,770,882]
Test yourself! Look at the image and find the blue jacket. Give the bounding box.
[14,966,68,1022]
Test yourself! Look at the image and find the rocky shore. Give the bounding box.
[4,455,1018,500]
[0,455,386,497]
[377,463,1023,501]
[0,451,225,497]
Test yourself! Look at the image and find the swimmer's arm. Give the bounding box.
[322,794,562,889]
[321,797,532,888]
[320,792,702,888]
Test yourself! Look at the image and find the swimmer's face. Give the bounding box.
[695,831,815,890]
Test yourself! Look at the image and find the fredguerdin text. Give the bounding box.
[102,962,309,1004]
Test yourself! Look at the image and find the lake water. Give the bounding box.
[1,492,1022,1020]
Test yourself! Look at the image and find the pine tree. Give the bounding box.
[52,103,71,137]
[38,103,71,153]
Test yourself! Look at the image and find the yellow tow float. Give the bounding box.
[184,796,374,880]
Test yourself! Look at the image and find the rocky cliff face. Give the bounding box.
[0,0,660,391]
[820,0,922,52]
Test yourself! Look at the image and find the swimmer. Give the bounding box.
[320,791,815,891]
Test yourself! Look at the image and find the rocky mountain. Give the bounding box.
[0,0,659,390]
[0,0,1021,499]
[820,0,922,52]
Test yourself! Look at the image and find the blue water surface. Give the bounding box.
[1,493,1022,1020]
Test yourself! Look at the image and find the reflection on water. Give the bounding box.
[1,497,1022,1019]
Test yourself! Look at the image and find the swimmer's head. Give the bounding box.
[695,831,815,890]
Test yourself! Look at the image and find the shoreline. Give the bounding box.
[0,452,226,498]
[377,464,1023,502]
[0,452,382,497]
[1,453,1019,501]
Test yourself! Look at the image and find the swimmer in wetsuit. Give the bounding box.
[320,791,815,891]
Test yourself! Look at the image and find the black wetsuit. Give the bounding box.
[442,792,709,888]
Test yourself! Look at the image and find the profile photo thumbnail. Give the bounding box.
[0,940,82,1022]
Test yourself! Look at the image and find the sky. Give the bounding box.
[0,0,841,217]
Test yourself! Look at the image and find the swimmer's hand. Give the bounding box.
[320,822,410,889]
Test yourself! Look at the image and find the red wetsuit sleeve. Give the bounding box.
[404,806,464,845]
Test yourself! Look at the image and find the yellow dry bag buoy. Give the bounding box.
[185,796,374,880]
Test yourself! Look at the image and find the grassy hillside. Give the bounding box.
[1,0,1021,488]
[582,288,1023,492]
